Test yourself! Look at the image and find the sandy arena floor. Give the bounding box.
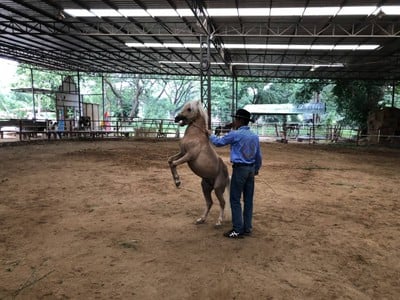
[0,139,399,299]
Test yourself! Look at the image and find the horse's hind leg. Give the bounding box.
[214,185,226,227]
[213,164,229,227]
[196,179,213,225]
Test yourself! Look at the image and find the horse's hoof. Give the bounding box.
[175,180,181,188]
[195,218,205,225]
[214,223,222,228]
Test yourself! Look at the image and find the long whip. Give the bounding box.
[257,177,278,195]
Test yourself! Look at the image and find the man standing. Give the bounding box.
[209,108,262,238]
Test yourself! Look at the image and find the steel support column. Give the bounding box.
[102,74,105,122]
[30,68,35,119]
[200,35,211,129]
[231,76,238,115]
[392,80,396,107]
[77,71,81,118]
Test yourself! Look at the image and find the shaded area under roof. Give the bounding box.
[0,1,399,80]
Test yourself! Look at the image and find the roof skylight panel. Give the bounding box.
[303,7,340,16]
[310,45,334,50]
[337,6,377,16]
[207,9,238,17]
[64,9,95,17]
[270,8,304,16]
[333,45,359,50]
[163,43,185,48]
[176,9,194,17]
[125,43,380,51]
[238,8,270,16]
[287,45,311,50]
[90,9,122,17]
[118,9,150,17]
[380,6,400,15]
[147,9,179,17]
[64,6,400,18]
[357,45,380,50]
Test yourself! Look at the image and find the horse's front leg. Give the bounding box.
[168,152,193,187]
[168,152,183,187]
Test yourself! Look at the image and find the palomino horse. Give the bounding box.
[168,100,230,227]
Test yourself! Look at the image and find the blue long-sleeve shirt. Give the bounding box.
[210,126,262,172]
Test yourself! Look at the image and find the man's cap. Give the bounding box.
[231,108,254,122]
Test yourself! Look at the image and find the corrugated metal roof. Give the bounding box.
[0,0,399,79]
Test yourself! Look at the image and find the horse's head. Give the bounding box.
[175,100,207,126]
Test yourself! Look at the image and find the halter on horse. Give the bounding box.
[168,100,230,227]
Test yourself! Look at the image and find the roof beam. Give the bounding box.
[185,0,232,75]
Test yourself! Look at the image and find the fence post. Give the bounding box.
[377,129,380,144]
[19,119,22,141]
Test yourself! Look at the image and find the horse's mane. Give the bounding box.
[190,100,208,126]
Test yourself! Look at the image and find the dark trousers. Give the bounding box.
[230,164,255,233]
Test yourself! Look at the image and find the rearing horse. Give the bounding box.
[168,100,229,227]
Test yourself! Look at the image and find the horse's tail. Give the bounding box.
[222,160,230,195]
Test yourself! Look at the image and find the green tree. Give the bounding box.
[162,76,199,118]
[103,74,153,120]
[12,66,66,116]
[143,78,170,119]
[332,80,384,132]
[293,81,340,125]
[211,77,233,121]
[236,80,303,107]
[381,81,400,108]
[294,80,326,103]
[80,75,103,106]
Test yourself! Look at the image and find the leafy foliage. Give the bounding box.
[332,80,384,131]
[0,62,396,132]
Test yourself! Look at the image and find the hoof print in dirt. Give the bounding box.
[119,240,139,250]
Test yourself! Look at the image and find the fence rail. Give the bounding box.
[1,118,399,145]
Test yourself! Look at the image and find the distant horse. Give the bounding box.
[168,100,230,227]
[214,122,232,136]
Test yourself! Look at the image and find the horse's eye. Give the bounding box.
[188,108,192,112]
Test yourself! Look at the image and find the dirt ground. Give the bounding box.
[0,138,399,299]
